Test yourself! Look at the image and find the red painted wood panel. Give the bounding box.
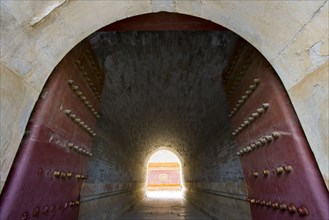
[222,42,329,220]
[97,12,227,32]
[0,40,104,220]
[147,170,181,185]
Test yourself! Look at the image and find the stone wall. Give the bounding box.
[79,188,144,220]
[79,108,145,219]
[184,119,250,219]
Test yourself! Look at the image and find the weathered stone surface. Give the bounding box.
[120,197,212,220]
[0,65,39,192]
[124,0,152,18]
[187,189,251,220]
[273,1,328,88]
[289,61,329,188]
[79,188,144,220]
[200,1,327,68]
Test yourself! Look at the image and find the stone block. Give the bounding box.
[289,61,329,188]
[0,65,38,193]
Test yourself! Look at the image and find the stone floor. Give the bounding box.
[119,196,211,220]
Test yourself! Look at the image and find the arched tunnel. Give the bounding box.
[0,4,328,220]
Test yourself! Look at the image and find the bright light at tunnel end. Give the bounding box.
[146,190,185,199]
[145,149,185,199]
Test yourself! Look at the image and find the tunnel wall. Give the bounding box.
[184,121,251,219]
[78,67,146,219]
[78,115,145,219]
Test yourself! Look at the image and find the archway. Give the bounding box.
[0,3,328,220]
[146,149,184,198]
[1,2,327,194]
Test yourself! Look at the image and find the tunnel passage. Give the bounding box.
[81,30,247,219]
[0,12,328,220]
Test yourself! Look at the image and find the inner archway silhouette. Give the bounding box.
[146,150,184,198]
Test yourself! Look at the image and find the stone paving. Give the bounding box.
[120,197,211,220]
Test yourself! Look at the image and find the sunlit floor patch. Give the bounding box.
[120,195,211,220]
[146,190,184,198]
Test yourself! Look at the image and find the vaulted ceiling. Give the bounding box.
[90,31,238,162]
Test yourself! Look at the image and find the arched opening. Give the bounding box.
[1,4,328,200]
[146,149,184,198]
[0,4,326,219]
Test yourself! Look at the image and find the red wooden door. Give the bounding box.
[0,41,104,220]
[223,42,329,220]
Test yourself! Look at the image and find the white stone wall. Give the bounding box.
[0,0,328,192]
